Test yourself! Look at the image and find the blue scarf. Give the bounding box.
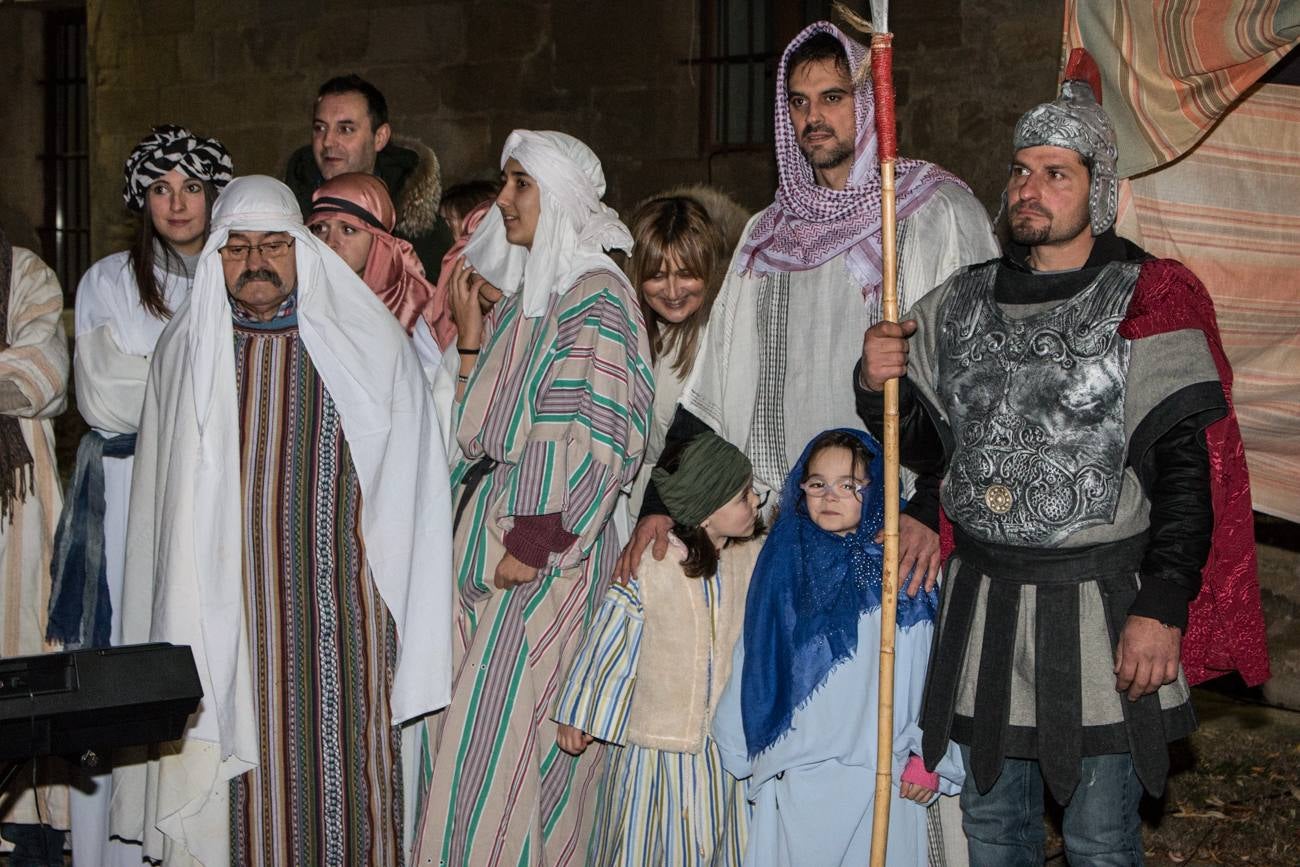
[47,431,137,648]
[740,428,938,758]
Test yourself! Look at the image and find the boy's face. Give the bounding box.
[803,446,866,536]
[703,481,760,542]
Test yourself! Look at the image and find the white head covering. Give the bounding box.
[168,174,453,753]
[462,130,634,318]
[189,174,356,430]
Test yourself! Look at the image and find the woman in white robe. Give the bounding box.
[51,125,232,867]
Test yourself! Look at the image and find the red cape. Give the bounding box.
[939,257,1270,687]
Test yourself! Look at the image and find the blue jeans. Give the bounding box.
[958,747,1145,867]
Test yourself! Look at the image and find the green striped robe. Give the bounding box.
[414,270,653,867]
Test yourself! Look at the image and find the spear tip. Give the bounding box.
[869,0,889,34]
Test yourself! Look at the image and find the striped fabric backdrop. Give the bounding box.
[1064,1,1300,521]
[1064,0,1300,177]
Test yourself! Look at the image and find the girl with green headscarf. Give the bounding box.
[553,431,765,865]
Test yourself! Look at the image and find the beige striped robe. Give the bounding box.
[0,246,71,834]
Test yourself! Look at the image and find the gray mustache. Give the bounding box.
[235,268,282,290]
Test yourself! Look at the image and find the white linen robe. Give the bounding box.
[680,184,999,496]
[70,250,192,867]
[112,208,455,865]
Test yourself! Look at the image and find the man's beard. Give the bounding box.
[798,124,853,171]
[235,268,283,290]
[1009,202,1090,247]
[1009,211,1051,246]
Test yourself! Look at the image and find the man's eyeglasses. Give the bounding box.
[800,478,869,500]
[219,238,296,260]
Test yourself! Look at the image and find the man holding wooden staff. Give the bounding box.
[857,52,1269,866]
[619,18,998,865]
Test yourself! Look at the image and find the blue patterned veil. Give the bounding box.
[739,428,938,757]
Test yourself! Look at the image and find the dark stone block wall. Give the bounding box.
[0,7,48,251]
[83,0,1063,260]
[890,0,1063,209]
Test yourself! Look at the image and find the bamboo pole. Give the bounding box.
[868,26,901,867]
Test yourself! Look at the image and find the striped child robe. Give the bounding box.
[413,270,653,867]
[552,538,762,866]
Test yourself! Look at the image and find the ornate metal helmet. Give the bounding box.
[1010,50,1119,234]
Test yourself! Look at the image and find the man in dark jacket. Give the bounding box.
[284,74,453,281]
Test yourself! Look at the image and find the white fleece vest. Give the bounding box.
[625,538,762,753]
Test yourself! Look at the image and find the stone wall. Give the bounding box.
[82,0,1065,259]
[0,6,47,251]
[890,0,1063,209]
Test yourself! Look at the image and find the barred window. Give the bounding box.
[39,8,90,299]
[698,0,833,152]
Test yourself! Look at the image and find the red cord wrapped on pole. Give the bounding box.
[871,33,898,162]
[868,22,901,867]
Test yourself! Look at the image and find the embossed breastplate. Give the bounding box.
[937,263,1140,546]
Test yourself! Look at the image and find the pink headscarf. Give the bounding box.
[738,21,967,301]
[428,200,493,347]
[308,173,454,348]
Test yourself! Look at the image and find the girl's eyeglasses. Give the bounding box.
[799,478,869,500]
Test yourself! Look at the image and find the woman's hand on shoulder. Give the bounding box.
[614,514,675,584]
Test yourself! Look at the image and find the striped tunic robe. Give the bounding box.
[0,246,71,836]
[551,539,757,867]
[228,308,401,865]
[414,270,653,867]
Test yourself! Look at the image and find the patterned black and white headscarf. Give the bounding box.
[122,124,234,211]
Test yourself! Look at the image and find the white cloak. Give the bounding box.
[72,250,193,867]
[113,177,454,865]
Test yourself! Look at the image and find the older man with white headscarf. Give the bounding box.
[112,175,453,866]
[412,131,653,867]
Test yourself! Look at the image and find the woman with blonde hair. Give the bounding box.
[623,189,745,520]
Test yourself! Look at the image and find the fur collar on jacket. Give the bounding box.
[385,134,442,238]
[646,183,751,253]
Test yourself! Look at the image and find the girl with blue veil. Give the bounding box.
[712,428,964,867]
